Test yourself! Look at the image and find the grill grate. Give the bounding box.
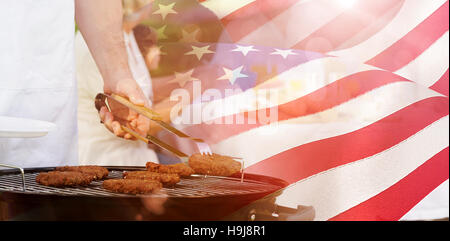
[0,170,281,198]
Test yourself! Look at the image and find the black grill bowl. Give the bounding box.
[0,166,288,221]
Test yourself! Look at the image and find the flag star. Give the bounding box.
[270,49,298,59]
[218,66,248,85]
[231,45,259,56]
[180,29,200,43]
[185,45,215,60]
[156,25,168,40]
[168,69,199,87]
[153,2,177,20]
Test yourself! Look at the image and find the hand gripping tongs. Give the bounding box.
[94,93,212,163]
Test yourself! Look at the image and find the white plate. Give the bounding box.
[0,116,56,138]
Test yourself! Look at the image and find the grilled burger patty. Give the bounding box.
[123,171,180,186]
[55,166,109,180]
[146,162,194,177]
[36,171,95,187]
[102,179,163,194]
[188,153,242,177]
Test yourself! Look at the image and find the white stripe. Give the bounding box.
[200,0,256,19]
[176,57,378,123]
[333,0,404,50]
[212,82,442,167]
[395,31,449,87]
[329,0,447,62]
[238,0,345,48]
[400,179,449,220]
[275,116,449,220]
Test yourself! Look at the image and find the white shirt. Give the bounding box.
[75,31,158,166]
[0,0,78,167]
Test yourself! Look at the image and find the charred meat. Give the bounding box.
[55,166,109,180]
[123,171,180,186]
[102,179,163,195]
[36,171,94,187]
[145,162,194,177]
[188,153,241,177]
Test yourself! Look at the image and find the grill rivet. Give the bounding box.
[248,209,257,221]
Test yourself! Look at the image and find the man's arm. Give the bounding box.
[123,2,154,33]
[75,0,149,138]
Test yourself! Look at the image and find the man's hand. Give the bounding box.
[100,78,151,139]
[75,0,150,140]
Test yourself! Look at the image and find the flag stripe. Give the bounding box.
[253,57,375,104]
[213,81,441,167]
[329,147,449,221]
[219,0,301,42]
[275,116,449,220]
[200,0,257,19]
[172,0,449,220]
[291,0,404,53]
[400,179,449,220]
[365,1,449,71]
[430,69,449,97]
[329,0,447,62]
[183,70,411,144]
[329,2,405,51]
[237,0,345,48]
[178,56,377,126]
[394,31,449,87]
[245,97,449,183]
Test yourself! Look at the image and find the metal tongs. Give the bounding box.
[94,93,212,163]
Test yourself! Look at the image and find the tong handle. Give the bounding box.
[106,94,206,143]
[121,126,189,162]
[110,94,162,121]
[95,93,202,163]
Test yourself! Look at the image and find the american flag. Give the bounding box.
[143,0,449,220]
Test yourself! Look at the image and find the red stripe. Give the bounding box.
[182,70,411,144]
[291,0,404,53]
[329,147,449,221]
[221,0,300,42]
[245,97,449,184]
[430,69,449,97]
[365,1,449,71]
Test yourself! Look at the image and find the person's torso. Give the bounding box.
[0,0,78,168]
[0,0,75,90]
[124,31,153,102]
[75,31,158,166]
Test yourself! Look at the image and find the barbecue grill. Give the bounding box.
[0,166,314,221]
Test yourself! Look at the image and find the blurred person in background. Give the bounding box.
[76,0,164,166]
